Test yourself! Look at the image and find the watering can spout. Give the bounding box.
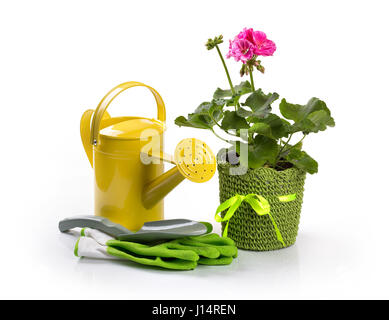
[142,167,185,209]
[141,138,216,209]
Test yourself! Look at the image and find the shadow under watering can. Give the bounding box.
[80,82,216,231]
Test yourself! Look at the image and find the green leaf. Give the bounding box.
[225,96,240,107]
[213,81,252,99]
[213,88,231,99]
[212,98,226,107]
[248,136,279,168]
[195,101,223,122]
[279,97,326,121]
[286,148,318,174]
[194,101,213,115]
[174,116,190,127]
[236,106,253,118]
[174,114,211,129]
[234,81,253,95]
[244,89,279,118]
[305,109,334,132]
[236,136,279,168]
[248,122,272,137]
[248,114,291,139]
[175,99,226,130]
[279,140,303,158]
[279,97,335,133]
[221,110,250,131]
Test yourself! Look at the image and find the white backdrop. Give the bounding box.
[1,0,388,299]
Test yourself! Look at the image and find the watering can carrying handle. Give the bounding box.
[90,81,166,145]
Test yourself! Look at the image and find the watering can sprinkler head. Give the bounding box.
[141,138,216,209]
[174,138,216,183]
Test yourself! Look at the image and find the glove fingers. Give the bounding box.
[214,245,238,258]
[107,240,199,262]
[176,234,238,258]
[198,256,234,266]
[166,242,220,259]
[188,233,236,246]
[107,247,197,271]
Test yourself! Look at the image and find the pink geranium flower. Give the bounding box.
[226,38,255,63]
[227,28,276,63]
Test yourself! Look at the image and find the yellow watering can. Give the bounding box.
[80,82,216,231]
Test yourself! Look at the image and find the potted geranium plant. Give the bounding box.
[175,28,335,251]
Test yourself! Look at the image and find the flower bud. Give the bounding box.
[205,35,224,50]
[256,64,265,73]
[240,64,248,77]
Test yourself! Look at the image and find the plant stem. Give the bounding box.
[283,134,307,154]
[277,134,293,159]
[211,128,231,144]
[276,133,307,163]
[209,113,224,130]
[215,45,235,95]
[249,68,255,92]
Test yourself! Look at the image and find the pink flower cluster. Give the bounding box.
[226,28,276,63]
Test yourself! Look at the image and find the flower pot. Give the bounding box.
[217,161,306,251]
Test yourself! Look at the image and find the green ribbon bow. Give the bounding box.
[215,193,296,247]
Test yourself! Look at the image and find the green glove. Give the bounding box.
[161,233,238,265]
[105,241,199,270]
[75,228,238,271]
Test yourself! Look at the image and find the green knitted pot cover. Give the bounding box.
[218,162,306,251]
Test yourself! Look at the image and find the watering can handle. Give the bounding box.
[90,81,166,145]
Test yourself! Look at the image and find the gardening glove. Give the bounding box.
[75,229,198,270]
[163,233,238,265]
[75,228,237,270]
[84,228,238,265]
